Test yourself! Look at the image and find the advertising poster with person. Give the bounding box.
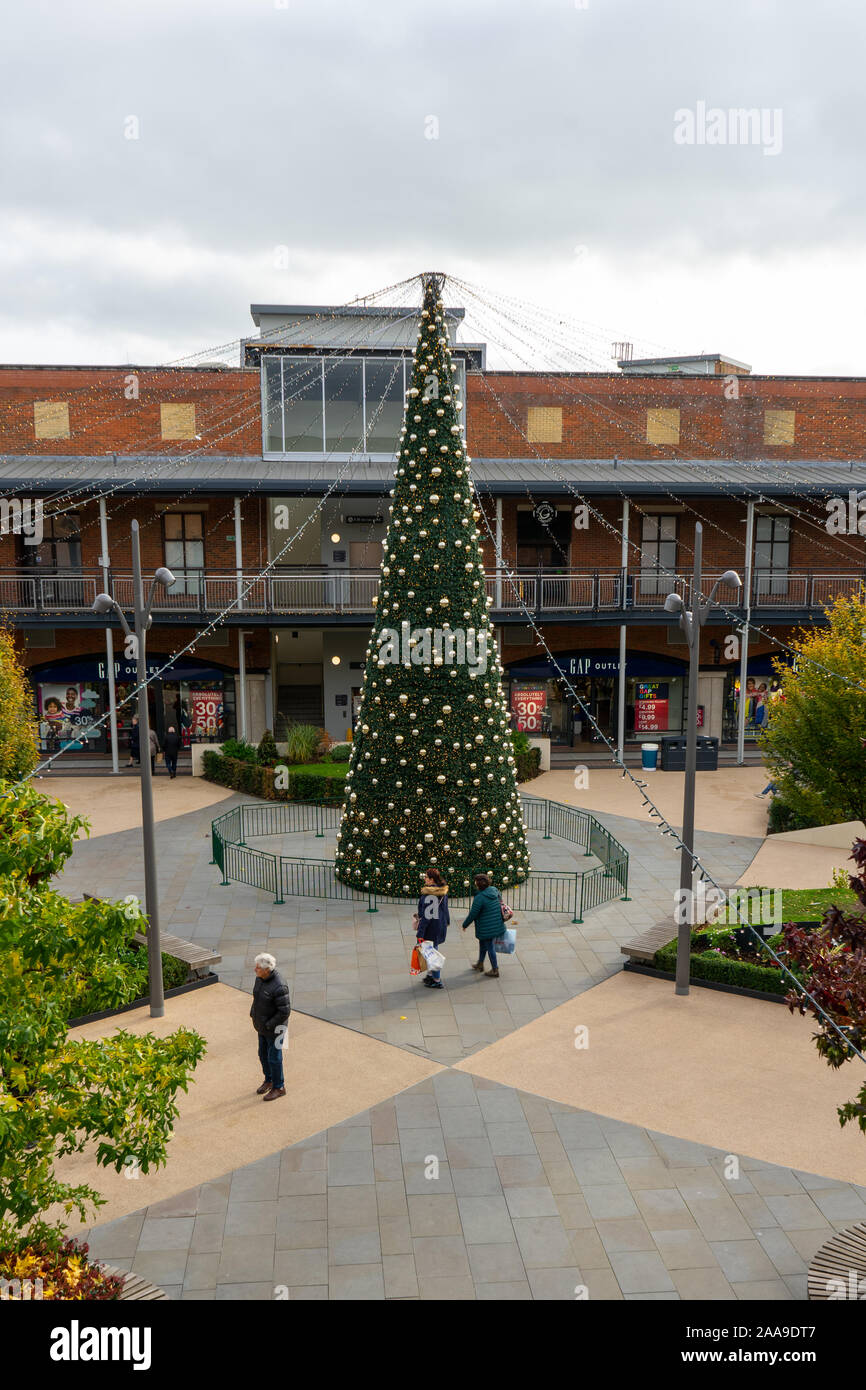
[39,683,88,749]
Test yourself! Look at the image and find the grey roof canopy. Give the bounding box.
[0,455,865,496]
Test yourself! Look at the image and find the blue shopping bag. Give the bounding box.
[493,927,516,955]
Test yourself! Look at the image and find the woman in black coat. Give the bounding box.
[416,868,449,990]
[127,716,140,768]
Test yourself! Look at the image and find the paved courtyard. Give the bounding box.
[57,792,759,1063]
[55,780,865,1300]
[79,1069,866,1301]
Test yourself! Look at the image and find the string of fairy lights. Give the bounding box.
[472,495,866,1067]
[453,276,866,563]
[5,270,862,1062]
[6,270,865,731]
[15,346,411,783]
[450,282,866,694]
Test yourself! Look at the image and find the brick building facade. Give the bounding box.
[1,309,864,761]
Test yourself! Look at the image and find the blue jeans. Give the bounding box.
[478,940,498,969]
[258,1030,285,1089]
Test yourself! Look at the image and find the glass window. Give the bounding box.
[324,360,363,454]
[364,358,405,452]
[263,354,468,457]
[754,514,790,598]
[264,357,283,453]
[163,514,205,596]
[283,357,324,451]
[639,515,678,594]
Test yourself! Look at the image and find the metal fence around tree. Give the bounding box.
[210,793,629,923]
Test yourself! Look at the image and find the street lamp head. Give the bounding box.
[720,570,742,589]
[663,593,684,614]
[92,592,116,616]
[154,567,176,589]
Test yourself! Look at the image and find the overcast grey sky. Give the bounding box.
[2,0,863,373]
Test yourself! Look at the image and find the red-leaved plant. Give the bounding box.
[782,838,866,1133]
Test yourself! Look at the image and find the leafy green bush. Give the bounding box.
[283,723,322,764]
[515,747,542,782]
[652,928,802,997]
[203,750,345,804]
[0,624,38,780]
[330,742,351,762]
[221,737,258,764]
[511,730,531,756]
[767,790,827,835]
[71,942,191,1018]
[257,729,279,767]
[0,781,205,1250]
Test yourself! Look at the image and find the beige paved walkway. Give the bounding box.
[736,820,866,890]
[55,984,441,1231]
[455,971,866,1187]
[35,775,235,837]
[531,767,769,838]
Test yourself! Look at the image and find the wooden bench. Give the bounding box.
[132,929,220,981]
[79,896,221,981]
[808,1222,866,1300]
[98,1263,169,1301]
[620,918,677,963]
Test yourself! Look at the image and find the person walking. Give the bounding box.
[148,727,160,775]
[127,715,140,768]
[163,725,181,779]
[462,872,504,978]
[415,868,449,989]
[250,952,291,1100]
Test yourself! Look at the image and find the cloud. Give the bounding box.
[1,0,863,369]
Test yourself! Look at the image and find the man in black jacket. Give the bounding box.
[163,725,181,779]
[250,953,291,1100]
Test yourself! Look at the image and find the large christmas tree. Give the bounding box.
[334,273,531,899]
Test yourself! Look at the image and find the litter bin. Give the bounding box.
[696,735,719,771]
[660,735,686,771]
[641,742,659,771]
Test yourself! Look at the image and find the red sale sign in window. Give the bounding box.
[511,687,546,733]
[635,698,669,732]
[191,690,223,736]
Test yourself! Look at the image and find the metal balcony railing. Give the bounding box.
[1,567,864,617]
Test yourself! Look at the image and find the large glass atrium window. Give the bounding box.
[262,355,466,456]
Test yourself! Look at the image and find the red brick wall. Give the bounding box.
[466,372,866,462]
[0,367,260,457]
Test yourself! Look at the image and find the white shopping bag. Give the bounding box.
[418,940,445,969]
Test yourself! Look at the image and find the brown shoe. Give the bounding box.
[263,1086,286,1101]
[471,962,485,972]
[485,968,499,978]
[256,1081,272,1095]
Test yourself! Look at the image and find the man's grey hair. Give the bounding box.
[254,953,276,971]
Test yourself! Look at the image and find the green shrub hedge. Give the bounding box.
[515,747,542,782]
[652,928,802,997]
[203,750,346,804]
[73,945,189,1018]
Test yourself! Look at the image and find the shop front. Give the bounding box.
[722,653,787,742]
[31,654,238,756]
[506,650,689,745]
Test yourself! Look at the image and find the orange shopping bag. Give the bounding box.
[410,945,424,976]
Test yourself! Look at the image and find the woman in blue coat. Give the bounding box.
[462,873,503,978]
[416,868,450,989]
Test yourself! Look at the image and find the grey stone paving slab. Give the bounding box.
[84,1071,859,1301]
[56,789,761,1064]
[71,789,852,1301]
